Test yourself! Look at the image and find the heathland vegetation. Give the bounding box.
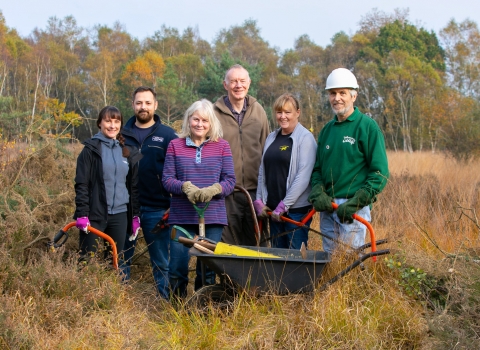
[1,7,480,349]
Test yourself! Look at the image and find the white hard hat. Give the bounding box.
[325,68,359,90]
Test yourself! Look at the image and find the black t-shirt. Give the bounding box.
[132,123,156,145]
[263,131,293,209]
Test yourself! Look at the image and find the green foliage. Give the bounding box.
[385,256,428,297]
[156,61,198,124]
[371,20,445,71]
[444,108,480,161]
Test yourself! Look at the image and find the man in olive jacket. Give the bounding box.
[213,64,270,246]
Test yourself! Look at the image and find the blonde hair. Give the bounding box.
[178,99,223,141]
[273,93,300,113]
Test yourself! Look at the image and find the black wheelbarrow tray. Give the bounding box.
[189,242,390,296]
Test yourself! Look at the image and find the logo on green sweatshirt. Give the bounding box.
[343,136,355,145]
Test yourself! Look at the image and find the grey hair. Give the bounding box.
[178,99,223,141]
[350,89,358,98]
[224,64,250,82]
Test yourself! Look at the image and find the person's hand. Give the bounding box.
[336,189,371,224]
[253,199,270,218]
[129,216,141,241]
[182,181,200,204]
[308,184,334,213]
[196,183,222,203]
[76,217,90,233]
[272,201,287,222]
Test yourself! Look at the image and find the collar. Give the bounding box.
[334,107,360,123]
[224,96,247,115]
[186,137,210,148]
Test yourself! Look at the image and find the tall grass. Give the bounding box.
[1,145,479,349]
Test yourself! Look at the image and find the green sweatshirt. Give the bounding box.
[310,107,389,200]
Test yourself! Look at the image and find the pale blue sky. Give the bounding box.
[2,1,479,51]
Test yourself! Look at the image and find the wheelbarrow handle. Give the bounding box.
[54,222,119,270]
[319,249,391,291]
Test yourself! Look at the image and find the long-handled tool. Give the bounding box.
[48,222,119,269]
[268,203,383,261]
[234,185,262,246]
[193,202,209,237]
[176,235,281,258]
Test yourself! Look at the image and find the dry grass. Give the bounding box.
[1,144,480,349]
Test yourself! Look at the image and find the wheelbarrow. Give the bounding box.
[181,202,390,307]
[48,222,120,270]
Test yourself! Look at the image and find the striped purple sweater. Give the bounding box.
[162,137,236,225]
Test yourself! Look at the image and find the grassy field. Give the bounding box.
[1,141,480,349]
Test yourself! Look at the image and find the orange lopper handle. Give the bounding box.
[331,203,377,261]
[274,205,378,261]
[62,221,119,269]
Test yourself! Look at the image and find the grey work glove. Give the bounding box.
[182,181,200,204]
[195,183,222,203]
[308,184,334,213]
[336,189,371,224]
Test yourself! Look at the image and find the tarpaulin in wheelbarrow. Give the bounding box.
[189,246,330,294]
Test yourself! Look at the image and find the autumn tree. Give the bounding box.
[440,19,480,98]
[144,26,211,59]
[84,23,139,109]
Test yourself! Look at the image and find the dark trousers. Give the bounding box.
[221,189,266,246]
[79,212,127,261]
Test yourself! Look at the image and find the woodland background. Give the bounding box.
[1,8,480,160]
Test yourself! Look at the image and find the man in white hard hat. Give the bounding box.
[308,68,389,253]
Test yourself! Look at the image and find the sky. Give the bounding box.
[1,1,479,51]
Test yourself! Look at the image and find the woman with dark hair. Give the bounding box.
[254,93,317,249]
[74,106,142,263]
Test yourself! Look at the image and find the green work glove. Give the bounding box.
[182,181,200,204]
[308,184,334,213]
[196,183,222,203]
[336,189,371,224]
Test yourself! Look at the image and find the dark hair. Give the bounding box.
[97,106,130,157]
[132,86,157,101]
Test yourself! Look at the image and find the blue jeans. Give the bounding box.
[121,206,170,299]
[269,212,311,249]
[320,198,371,254]
[169,224,223,298]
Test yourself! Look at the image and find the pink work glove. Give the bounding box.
[129,216,141,241]
[272,201,287,222]
[76,217,90,233]
[253,199,270,218]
